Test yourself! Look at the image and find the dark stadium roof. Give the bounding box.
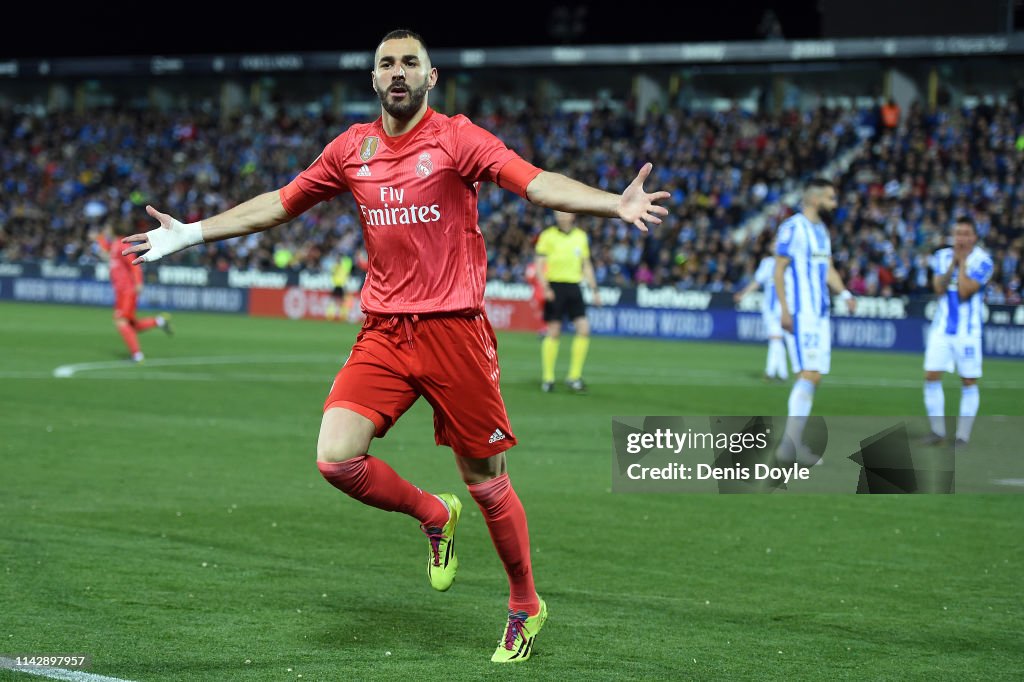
[4,1,823,58]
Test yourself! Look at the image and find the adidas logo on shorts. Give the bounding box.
[488,428,506,444]
[357,164,372,177]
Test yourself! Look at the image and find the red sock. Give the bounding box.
[317,455,448,528]
[116,323,140,354]
[468,473,538,613]
[135,318,159,332]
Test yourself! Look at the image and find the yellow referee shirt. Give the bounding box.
[332,256,353,287]
[535,227,590,283]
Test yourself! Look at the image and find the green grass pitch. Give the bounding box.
[1,302,1022,680]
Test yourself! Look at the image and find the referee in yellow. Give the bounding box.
[326,253,354,321]
[535,210,602,393]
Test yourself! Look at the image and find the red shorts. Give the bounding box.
[324,312,517,459]
[113,286,137,321]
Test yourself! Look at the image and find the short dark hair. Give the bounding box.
[378,29,428,54]
[807,178,834,191]
[954,216,977,234]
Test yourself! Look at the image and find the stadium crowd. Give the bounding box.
[1,99,1021,302]
[751,100,1024,304]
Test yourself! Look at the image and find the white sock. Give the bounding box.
[764,344,773,377]
[156,315,166,327]
[956,384,979,442]
[923,380,946,437]
[788,377,815,417]
[781,378,815,456]
[132,351,144,362]
[770,338,788,379]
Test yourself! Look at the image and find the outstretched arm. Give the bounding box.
[534,254,554,301]
[122,190,292,264]
[91,238,111,262]
[583,258,601,306]
[733,277,762,303]
[774,256,793,332]
[827,261,856,313]
[524,163,669,232]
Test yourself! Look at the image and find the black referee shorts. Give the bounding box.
[543,281,586,322]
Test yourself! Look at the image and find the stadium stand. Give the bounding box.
[1,100,1020,301]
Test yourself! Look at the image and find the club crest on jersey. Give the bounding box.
[359,136,380,162]
[415,152,433,178]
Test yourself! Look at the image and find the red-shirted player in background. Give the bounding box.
[524,236,548,336]
[92,223,172,362]
[123,29,668,663]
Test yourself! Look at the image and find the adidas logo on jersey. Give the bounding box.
[488,429,506,444]
[357,164,371,177]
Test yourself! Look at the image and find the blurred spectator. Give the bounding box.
[880,98,901,130]
[1,100,1020,304]
[757,10,784,41]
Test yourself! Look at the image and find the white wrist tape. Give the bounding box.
[838,289,853,302]
[141,220,204,262]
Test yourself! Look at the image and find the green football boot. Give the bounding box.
[422,493,461,591]
[491,597,548,663]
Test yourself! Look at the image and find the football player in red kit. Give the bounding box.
[524,238,549,336]
[93,224,172,362]
[123,30,668,662]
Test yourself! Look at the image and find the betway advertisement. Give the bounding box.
[2,261,1022,357]
[248,287,366,323]
[482,282,1024,358]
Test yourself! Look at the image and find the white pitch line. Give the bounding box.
[22,353,1024,390]
[0,658,137,682]
[990,478,1024,488]
[497,361,1024,390]
[46,371,330,383]
[579,374,1024,390]
[52,354,341,378]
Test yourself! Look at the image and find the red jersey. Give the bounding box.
[97,235,143,290]
[281,108,540,315]
[524,261,545,302]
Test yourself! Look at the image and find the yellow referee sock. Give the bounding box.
[541,336,559,383]
[568,335,590,381]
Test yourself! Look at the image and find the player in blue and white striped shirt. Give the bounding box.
[734,250,789,381]
[923,217,994,446]
[773,178,856,464]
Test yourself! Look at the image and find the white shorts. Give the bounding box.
[924,329,983,378]
[762,310,784,338]
[786,314,831,374]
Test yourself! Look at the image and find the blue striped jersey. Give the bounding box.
[929,246,993,337]
[774,213,832,318]
[753,256,778,317]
